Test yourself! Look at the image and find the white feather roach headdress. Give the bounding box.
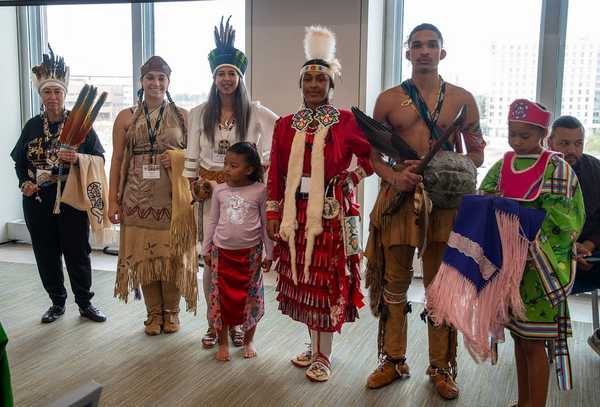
[300,25,341,80]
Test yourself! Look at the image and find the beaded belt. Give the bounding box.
[39,174,68,186]
[131,149,164,156]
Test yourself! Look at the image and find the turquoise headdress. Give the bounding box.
[207,16,248,76]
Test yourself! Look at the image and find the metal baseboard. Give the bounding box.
[6,219,119,250]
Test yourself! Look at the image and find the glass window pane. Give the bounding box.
[401,0,542,177]
[154,0,245,110]
[46,3,133,171]
[561,0,600,158]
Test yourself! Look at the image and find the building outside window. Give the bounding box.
[561,0,600,157]
[46,3,133,171]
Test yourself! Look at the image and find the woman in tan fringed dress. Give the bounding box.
[109,56,198,335]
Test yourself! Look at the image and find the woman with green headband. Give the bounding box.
[184,16,277,350]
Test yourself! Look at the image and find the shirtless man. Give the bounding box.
[364,23,485,400]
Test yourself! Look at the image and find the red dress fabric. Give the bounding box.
[209,245,264,330]
[267,108,373,332]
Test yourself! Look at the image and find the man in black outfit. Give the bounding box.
[10,47,106,324]
[549,115,600,355]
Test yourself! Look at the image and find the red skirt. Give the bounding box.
[208,245,264,331]
[275,199,364,332]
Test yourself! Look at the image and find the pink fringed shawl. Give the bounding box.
[426,195,545,361]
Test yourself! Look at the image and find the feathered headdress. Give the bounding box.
[207,16,248,76]
[31,44,70,94]
[300,26,341,80]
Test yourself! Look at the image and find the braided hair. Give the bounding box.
[131,88,188,147]
[166,90,188,147]
[127,88,146,138]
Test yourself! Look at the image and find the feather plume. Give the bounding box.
[67,86,98,147]
[351,106,419,161]
[77,91,108,146]
[304,26,341,77]
[214,15,235,50]
[53,84,106,215]
[304,26,335,61]
[32,44,69,89]
[60,85,106,148]
[60,84,91,144]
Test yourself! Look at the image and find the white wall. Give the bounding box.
[0,6,23,243]
[249,0,363,114]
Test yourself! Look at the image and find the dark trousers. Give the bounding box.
[22,187,94,308]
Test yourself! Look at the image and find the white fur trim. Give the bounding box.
[212,63,243,77]
[279,129,307,285]
[32,66,70,94]
[302,125,327,281]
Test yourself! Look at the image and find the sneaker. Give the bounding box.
[588,329,600,357]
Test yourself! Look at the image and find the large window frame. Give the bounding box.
[17,0,251,124]
[19,0,572,124]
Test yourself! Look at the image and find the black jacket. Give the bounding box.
[10,114,104,188]
[573,153,600,247]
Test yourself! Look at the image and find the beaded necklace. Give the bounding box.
[42,110,68,168]
[42,110,68,142]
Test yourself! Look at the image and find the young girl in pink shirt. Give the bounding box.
[201,142,273,361]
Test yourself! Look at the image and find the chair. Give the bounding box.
[571,274,600,330]
[47,381,102,407]
[592,289,599,331]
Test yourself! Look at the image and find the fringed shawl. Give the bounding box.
[426,195,544,360]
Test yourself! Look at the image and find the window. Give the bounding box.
[561,0,600,157]
[41,1,247,173]
[46,3,133,171]
[400,0,542,176]
[154,0,245,110]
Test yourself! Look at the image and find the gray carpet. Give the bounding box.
[1,261,599,406]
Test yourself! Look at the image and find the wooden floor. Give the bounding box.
[2,261,599,407]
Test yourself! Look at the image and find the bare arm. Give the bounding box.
[461,92,485,168]
[108,108,133,223]
[370,149,393,180]
[370,91,422,191]
[201,189,220,256]
[371,93,395,181]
